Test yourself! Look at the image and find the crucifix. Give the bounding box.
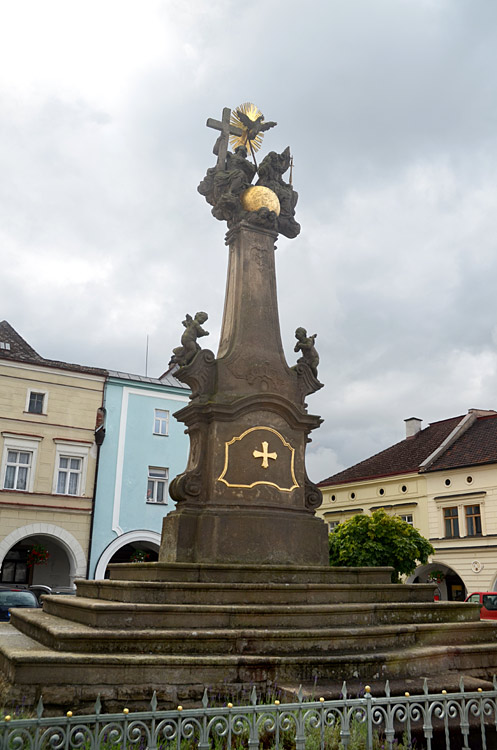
[206,107,243,170]
[253,441,278,469]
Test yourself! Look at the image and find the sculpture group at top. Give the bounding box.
[198,103,301,239]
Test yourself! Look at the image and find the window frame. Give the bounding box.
[52,440,90,497]
[153,408,169,436]
[0,433,42,493]
[443,506,460,538]
[25,389,48,415]
[56,455,83,496]
[146,466,168,504]
[398,513,414,526]
[465,504,482,537]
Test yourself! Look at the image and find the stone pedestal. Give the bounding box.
[160,221,328,566]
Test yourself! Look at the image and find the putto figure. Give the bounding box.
[170,312,209,367]
[294,327,319,378]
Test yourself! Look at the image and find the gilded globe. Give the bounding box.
[241,186,280,216]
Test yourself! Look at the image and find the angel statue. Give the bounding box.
[170,312,209,367]
[294,327,319,378]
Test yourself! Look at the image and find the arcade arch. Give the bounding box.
[407,561,466,601]
[93,530,161,580]
[0,523,86,587]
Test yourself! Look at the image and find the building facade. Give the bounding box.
[318,409,497,600]
[87,370,190,579]
[0,321,106,588]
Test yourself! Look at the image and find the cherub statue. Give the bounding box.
[294,327,319,377]
[170,312,209,367]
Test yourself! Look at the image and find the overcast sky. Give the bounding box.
[2,0,497,483]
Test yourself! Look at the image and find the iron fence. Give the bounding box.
[2,677,497,750]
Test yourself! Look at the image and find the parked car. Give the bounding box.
[465,592,497,620]
[29,585,76,602]
[0,585,40,621]
[29,584,52,603]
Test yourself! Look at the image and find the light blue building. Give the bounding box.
[88,370,190,579]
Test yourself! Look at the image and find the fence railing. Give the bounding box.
[2,677,497,750]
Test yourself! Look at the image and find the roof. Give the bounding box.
[108,370,188,390]
[0,320,107,377]
[318,415,464,486]
[427,413,497,472]
[319,410,497,486]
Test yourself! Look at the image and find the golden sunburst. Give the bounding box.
[229,102,265,153]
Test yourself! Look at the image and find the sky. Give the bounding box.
[2,0,497,483]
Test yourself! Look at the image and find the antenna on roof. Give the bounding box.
[145,334,149,377]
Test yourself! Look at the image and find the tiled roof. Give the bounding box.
[0,320,42,361]
[427,413,497,472]
[0,320,107,377]
[318,415,464,486]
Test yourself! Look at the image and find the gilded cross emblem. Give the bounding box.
[253,441,277,469]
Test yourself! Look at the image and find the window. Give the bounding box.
[328,521,340,531]
[52,440,90,497]
[27,391,45,414]
[56,456,82,495]
[443,507,459,538]
[153,409,169,435]
[147,467,168,503]
[465,505,482,536]
[3,450,32,490]
[399,514,413,526]
[1,434,41,493]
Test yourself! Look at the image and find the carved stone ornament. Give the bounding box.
[304,470,323,511]
[217,426,298,492]
[173,349,216,400]
[227,355,285,392]
[293,363,324,403]
[169,469,203,503]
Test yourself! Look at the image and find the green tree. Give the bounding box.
[328,509,434,582]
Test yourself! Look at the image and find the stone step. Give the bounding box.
[10,609,496,657]
[41,596,480,630]
[106,562,394,585]
[3,623,497,711]
[74,579,437,606]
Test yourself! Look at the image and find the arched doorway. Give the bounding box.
[93,530,161,580]
[0,524,86,587]
[408,562,466,601]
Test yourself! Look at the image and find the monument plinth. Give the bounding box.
[163,105,327,565]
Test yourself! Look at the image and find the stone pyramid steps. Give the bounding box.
[1,563,496,711]
[73,578,436,606]
[39,595,479,630]
[105,562,394,585]
[9,608,495,657]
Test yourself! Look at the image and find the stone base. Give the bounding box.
[1,561,494,714]
[159,506,329,565]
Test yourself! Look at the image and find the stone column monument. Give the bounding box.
[161,102,329,566]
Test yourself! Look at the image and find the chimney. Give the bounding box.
[405,417,422,438]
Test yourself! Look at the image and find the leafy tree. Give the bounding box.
[328,509,434,582]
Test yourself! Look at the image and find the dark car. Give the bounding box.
[0,585,40,621]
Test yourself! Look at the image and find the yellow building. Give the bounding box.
[318,409,497,600]
[0,321,106,588]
